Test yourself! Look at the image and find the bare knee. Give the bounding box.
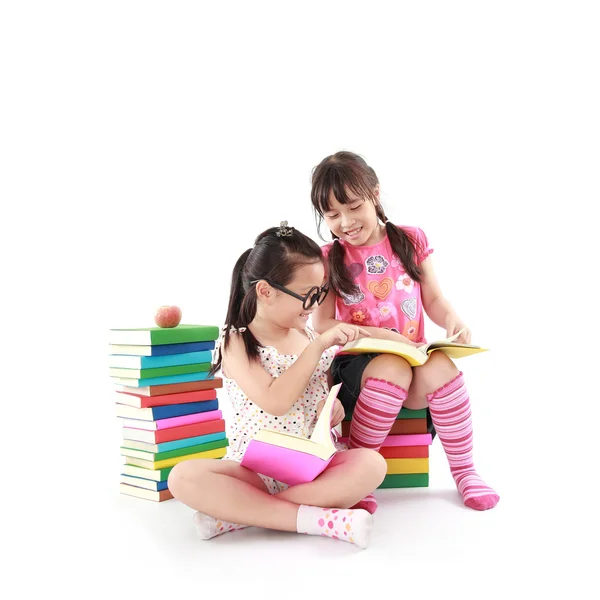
[353,448,387,488]
[362,354,413,389]
[167,459,211,499]
[416,351,459,389]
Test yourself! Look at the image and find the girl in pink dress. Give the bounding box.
[310,151,499,513]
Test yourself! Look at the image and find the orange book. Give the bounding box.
[379,445,429,459]
[389,419,428,435]
[116,378,222,397]
[119,483,173,502]
[342,418,427,437]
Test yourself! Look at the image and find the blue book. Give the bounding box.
[111,372,214,388]
[108,350,213,369]
[120,474,169,491]
[109,340,216,357]
[116,399,219,420]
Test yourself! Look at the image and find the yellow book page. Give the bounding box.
[253,383,342,461]
[309,382,341,449]
[339,338,426,367]
[427,346,488,359]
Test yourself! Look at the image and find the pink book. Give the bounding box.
[338,433,433,447]
[120,409,223,431]
[241,384,341,486]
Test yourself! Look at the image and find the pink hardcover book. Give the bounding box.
[120,409,223,431]
[338,433,433,447]
[241,383,342,486]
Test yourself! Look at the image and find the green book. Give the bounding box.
[109,362,211,379]
[108,324,220,346]
[344,407,428,422]
[121,438,229,462]
[378,473,429,488]
[121,464,174,482]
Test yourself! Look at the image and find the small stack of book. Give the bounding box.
[336,329,488,489]
[109,324,228,502]
[341,407,433,488]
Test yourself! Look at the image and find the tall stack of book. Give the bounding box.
[109,324,228,502]
[340,407,433,488]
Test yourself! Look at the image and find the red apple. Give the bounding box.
[154,305,182,328]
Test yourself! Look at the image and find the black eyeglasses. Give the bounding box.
[250,279,329,310]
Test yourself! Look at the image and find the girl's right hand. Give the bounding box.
[317,323,370,351]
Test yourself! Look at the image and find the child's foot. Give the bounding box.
[296,505,373,549]
[351,492,378,514]
[193,511,248,539]
[453,470,500,511]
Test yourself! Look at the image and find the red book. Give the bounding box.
[123,418,226,444]
[379,445,429,459]
[115,389,217,409]
[116,378,223,397]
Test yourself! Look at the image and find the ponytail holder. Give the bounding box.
[223,324,247,334]
[276,220,293,237]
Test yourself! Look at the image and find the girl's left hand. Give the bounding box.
[316,398,345,427]
[445,316,472,344]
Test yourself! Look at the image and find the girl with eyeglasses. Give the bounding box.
[310,151,499,513]
[168,223,386,548]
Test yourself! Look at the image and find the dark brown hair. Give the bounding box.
[210,226,323,375]
[310,151,424,297]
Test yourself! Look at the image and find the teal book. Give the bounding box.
[109,362,211,379]
[109,350,213,369]
[121,438,229,462]
[122,432,227,454]
[108,324,220,346]
[110,371,214,387]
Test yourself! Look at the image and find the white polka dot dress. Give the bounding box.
[221,328,337,493]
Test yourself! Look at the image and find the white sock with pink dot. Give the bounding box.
[296,505,373,549]
[193,511,248,540]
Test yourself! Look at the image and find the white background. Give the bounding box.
[2,1,598,598]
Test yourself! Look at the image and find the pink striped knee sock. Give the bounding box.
[351,492,378,514]
[427,372,500,511]
[348,378,407,451]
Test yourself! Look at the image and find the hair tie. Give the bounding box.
[224,324,247,334]
[276,220,293,237]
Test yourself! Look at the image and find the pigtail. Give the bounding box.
[210,248,260,376]
[327,238,360,297]
[374,205,422,282]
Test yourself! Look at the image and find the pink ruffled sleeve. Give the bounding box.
[406,226,433,264]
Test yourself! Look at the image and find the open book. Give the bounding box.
[338,328,488,367]
[240,383,341,486]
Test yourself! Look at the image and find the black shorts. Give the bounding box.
[331,353,436,440]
